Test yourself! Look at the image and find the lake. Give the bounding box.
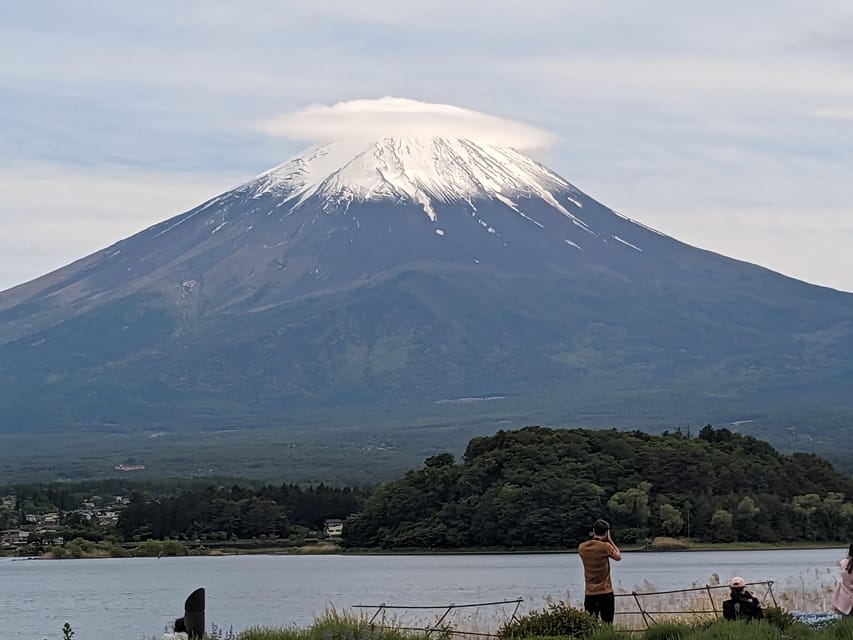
[0,549,845,640]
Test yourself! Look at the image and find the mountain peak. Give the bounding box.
[3,113,853,436]
[245,137,577,223]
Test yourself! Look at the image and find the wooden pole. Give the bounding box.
[184,588,205,639]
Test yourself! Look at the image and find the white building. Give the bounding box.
[323,519,344,538]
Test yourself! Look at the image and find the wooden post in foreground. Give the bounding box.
[184,588,205,639]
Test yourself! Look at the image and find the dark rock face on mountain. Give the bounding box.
[2,137,852,432]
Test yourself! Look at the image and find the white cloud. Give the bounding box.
[257,97,556,150]
[814,107,853,119]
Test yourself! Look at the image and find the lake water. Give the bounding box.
[0,549,845,640]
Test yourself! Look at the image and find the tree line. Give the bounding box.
[8,426,853,549]
[343,425,853,548]
[1,479,367,545]
[116,483,368,540]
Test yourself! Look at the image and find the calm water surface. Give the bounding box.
[0,549,843,640]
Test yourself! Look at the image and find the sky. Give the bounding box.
[1,1,852,292]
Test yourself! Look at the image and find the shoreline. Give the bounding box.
[336,541,842,555]
[5,540,842,560]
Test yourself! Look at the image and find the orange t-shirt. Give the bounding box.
[578,539,618,595]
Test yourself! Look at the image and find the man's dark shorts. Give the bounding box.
[584,592,615,623]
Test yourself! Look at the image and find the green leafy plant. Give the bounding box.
[237,608,428,640]
[761,607,795,631]
[497,602,599,639]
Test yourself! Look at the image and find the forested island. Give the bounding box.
[345,426,853,547]
[4,426,853,555]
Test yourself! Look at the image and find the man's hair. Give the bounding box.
[593,519,610,536]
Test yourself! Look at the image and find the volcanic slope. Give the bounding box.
[2,136,852,431]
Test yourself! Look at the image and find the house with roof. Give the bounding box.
[323,519,344,538]
[1,529,30,547]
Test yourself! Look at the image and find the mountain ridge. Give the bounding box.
[1,135,852,434]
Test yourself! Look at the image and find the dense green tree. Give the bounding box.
[343,426,853,548]
[12,425,853,550]
[116,483,367,541]
[608,483,652,527]
[819,493,846,540]
[734,496,760,539]
[792,493,822,538]
[709,509,735,542]
[659,503,684,536]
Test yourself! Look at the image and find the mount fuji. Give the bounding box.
[2,133,853,434]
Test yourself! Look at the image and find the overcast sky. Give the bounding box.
[2,1,852,292]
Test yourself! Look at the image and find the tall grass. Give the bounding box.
[234,614,853,640]
[536,572,841,631]
[229,572,843,640]
[589,619,853,640]
[237,608,430,640]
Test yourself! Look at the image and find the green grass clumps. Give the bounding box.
[237,609,430,640]
[222,607,853,640]
[582,628,623,640]
[237,628,300,640]
[584,622,699,640]
[498,603,600,639]
[586,618,853,640]
[640,621,694,640]
[760,607,795,631]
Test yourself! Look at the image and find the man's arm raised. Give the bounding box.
[606,530,622,561]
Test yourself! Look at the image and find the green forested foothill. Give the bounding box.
[343,426,853,548]
[9,425,853,551]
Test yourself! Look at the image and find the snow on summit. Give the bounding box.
[251,137,576,222]
[142,97,664,254]
[248,98,587,224]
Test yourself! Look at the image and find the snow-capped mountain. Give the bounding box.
[134,135,650,272]
[1,136,852,432]
[251,138,582,225]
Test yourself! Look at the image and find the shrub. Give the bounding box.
[69,537,95,553]
[498,602,599,639]
[107,543,131,558]
[237,608,428,640]
[646,537,690,551]
[64,540,88,558]
[49,545,69,559]
[160,539,189,557]
[761,607,794,631]
[130,539,164,557]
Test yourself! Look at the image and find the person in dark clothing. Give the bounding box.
[578,518,621,623]
[722,577,764,621]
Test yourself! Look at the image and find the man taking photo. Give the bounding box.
[578,518,622,623]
